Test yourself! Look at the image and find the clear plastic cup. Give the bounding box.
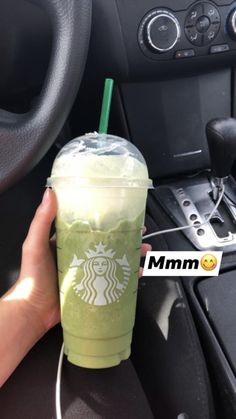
[48,133,152,368]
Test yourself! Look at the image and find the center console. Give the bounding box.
[79,1,236,418]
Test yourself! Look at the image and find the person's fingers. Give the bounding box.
[138,243,151,278]
[50,233,56,242]
[49,233,57,260]
[141,242,152,257]
[142,226,147,235]
[23,189,57,251]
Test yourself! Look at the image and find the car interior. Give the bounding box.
[1,0,236,418]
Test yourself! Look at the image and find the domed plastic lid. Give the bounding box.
[47,133,153,188]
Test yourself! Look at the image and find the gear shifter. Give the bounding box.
[153,117,236,251]
[206,118,236,200]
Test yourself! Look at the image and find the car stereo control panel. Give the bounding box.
[92,0,236,79]
[138,2,236,60]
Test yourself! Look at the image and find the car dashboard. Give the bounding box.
[1,1,236,419]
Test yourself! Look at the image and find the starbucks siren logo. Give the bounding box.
[70,242,131,305]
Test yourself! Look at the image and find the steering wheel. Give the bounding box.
[0,0,91,193]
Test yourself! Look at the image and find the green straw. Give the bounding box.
[98,78,114,134]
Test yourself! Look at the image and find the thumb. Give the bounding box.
[24,189,57,251]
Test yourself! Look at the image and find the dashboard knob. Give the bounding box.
[144,10,181,53]
[227,8,236,40]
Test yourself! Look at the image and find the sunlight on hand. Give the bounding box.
[3,277,34,301]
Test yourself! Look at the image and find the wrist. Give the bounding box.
[4,278,48,338]
[0,282,47,386]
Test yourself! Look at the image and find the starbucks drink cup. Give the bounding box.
[48,133,152,368]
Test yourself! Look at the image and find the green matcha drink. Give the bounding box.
[48,133,152,368]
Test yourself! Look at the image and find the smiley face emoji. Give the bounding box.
[200,254,217,271]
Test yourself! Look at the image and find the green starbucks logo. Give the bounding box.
[70,242,131,305]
